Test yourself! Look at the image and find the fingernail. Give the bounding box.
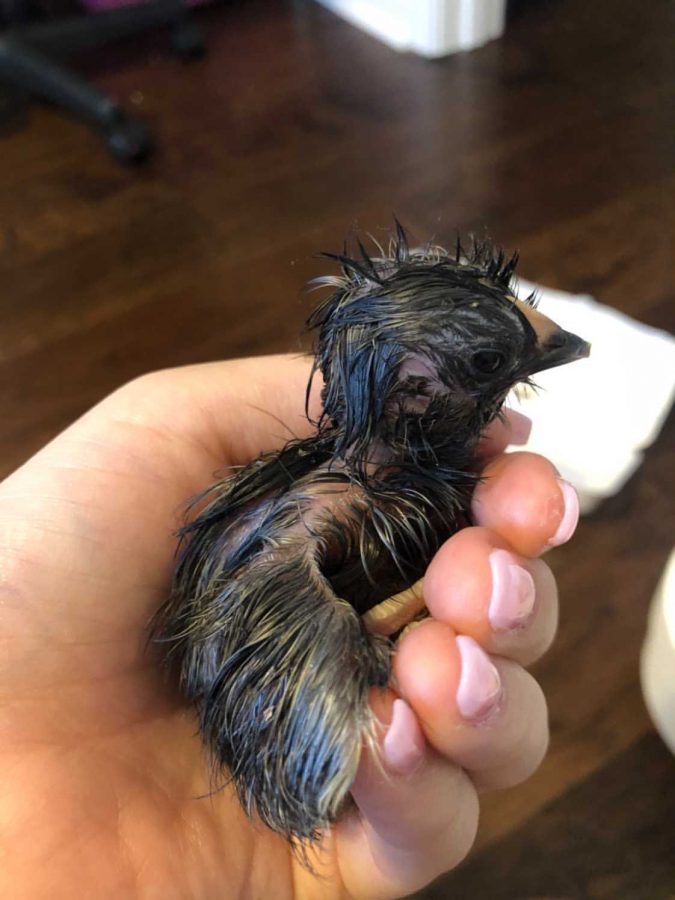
[507,411,532,445]
[383,698,425,774]
[547,479,579,547]
[488,549,536,632]
[456,635,502,723]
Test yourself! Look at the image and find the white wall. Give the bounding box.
[316,0,507,58]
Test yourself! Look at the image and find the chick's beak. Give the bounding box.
[533,327,591,373]
[513,298,591,374]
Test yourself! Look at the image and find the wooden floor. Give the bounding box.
[1,0,674,896]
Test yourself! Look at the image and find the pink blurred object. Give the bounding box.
[80,0,208,11]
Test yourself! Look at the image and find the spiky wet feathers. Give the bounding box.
[152,226,570,846]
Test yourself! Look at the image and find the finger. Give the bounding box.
[2,355,319,586]
[335,690,479,900]
[471,451,580,557]
[393,619,548,792]
[474,409,532,460]
[5,354,318,508]
[1,354,319,611]
[423,526,558,666]
[86,354,320,478]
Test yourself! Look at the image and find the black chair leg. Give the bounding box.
[0,0,204,163]
[0,36,152,161]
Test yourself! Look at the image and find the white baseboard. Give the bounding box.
[315,0,507,58]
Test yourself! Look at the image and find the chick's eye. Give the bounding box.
[472,349,505,375]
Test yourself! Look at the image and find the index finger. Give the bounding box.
[0,355,322,669]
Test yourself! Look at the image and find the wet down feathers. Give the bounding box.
[151,224,590,847]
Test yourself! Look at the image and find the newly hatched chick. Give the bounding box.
[152,225,590,846]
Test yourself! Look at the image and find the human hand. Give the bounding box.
[0,355,577,899]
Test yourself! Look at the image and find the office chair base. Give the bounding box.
[0,0,204,164]
[105,113,152,164]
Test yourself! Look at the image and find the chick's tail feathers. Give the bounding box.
[153,542,391,843]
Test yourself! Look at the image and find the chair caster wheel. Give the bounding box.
[104,117,153,165]
[170,20,205,59]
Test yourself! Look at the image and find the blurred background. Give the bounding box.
[1,0,673,896]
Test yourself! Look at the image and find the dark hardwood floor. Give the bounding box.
[1,0,673,896]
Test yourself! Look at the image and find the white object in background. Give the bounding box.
[641,549,675,755]
[315,0,506,58]
[506,281,675,513]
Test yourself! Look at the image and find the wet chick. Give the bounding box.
[152,225,590,846]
